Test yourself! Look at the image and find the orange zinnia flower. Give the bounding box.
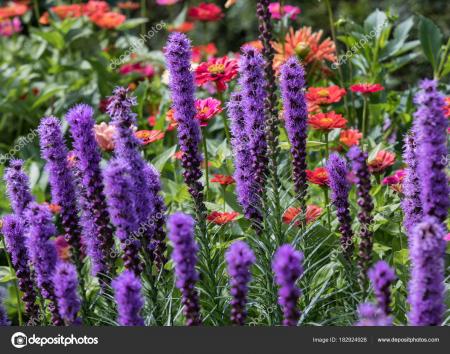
[168,21,195,32]
[43,202,62,215]
[308,111,347,131]
[306,85,346,105]
[0,3,28,19]
[306,167,329,186]
[211,174,235,185]
[195,56,239,91]
[207,211,239,225]
[339,128,362,147]
[282,205,323,226]
[188,3,223,22]
[273,27,337,72]
[350,83,384,94]
[90,11,126,29]
[118,1,140,10]
[135,130,165,144]
[368,150,395,173]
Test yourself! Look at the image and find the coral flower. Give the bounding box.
[188,3,223,22]
[195,56,239,91]
[211,174,235,185]
[118,2,140,10]
[350,83,384,94]
[268,3,301,20]
[90,12,126,29]
[192,43,218,63]
[306,167,329,186]
[172,151,184,160]
[135,130,165,144]
[382,169,406,193]
[368,150,395,173]
[245,40,264,52]
[207,211,240,225]
[0,3,28,19]
[339,128,363,147]
[273,27,337,72]
[282,205,323,226]
[0,17,21,36]
[443,97,450,118]
[119,62,155,78]
[43,202,62,215]
[168,21,195,32]
[39,4,83,24]
[84,1,110,15]
[93,122,116,151]
[308,111,347,131]
[306,86,346,105]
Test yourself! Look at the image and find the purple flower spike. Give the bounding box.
[227,92,261,222]
[368,261,396,315]
[25,202,63,325]
[272,244,304,326]
[38,116,83,262]
[165,33,205,216]
[168,212,201,326]
[104,158,142,275]
[326,153,353,257]
[280,57,308,208]
[225,241,255,325]
[413,79,449,224]
[4,159,34,215]
[408,217,446,326]
[2,215,39,320]
[347,146,374,282]
[66,104,114,276]
[355,303,392,326]
[0,289,10,326]
[53,262,81,325]
[112,270,145,326]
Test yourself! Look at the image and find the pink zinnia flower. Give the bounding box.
[268,2,301,20]
[195,97,223,126]
[382,169,406,192]
[0,17,22,37]
[93,122,116,151]
[156,0,180,5]
[119,62,155,78]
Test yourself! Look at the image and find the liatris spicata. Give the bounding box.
[1,215,39,320]
[25,202,63,325]
[38,117,83,264]
[280,57,308,210]
[272,244,304,326]
[401,131,422,237]
[368,261,396,315]
[413,79,449,224]
[168,212,201,326]
[239,46,268,208]
[112,270,145,326]
[225,241,255,325]
[53,262,81,325]
[165,33,205,218]
[408,217,446,326]
[326,153,353,257]
[347,146,374,283]
[0,289,9,326]
[227,92,262,222]
[355,303,392,326]
[66,104,114,276]
[4,159,34,215]
[104,158,142,275]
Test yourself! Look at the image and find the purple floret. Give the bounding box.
[355,303,392,326]
[112,270,145,326]
[53,262,81,325]
[4,159,34,215]
[368,260,396,315]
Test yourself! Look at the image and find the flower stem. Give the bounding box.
[323,188,331,228]
[324,131,330,159]
[362,95,369,138]
[140,0,146,36]
[202,131,210,200]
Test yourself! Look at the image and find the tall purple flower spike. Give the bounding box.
[225,240,255,325]
[25,202,63,325]
[168,212,201,326]
[227,92,262,222]
[2,215,39,321]
[112,270,145,326]
[280,56,308,211]
[4,159,34,215]
[53,262,81,325]
[0,289,10,326]
[272,244,304,326]
[413,79,449,224]
[104,158,142,275]
[38,116,83,264]
[66,104,114,277]
[408,217,446,326]
[165,33,205,218]
[355,303,392,326]
[368,261,396,315]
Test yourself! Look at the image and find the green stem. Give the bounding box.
[436,37,450,79]
[140,0,146,36]
[324,132,330,159]
[222,186,226,211]
[32,0,41,27]
[323,188,331,228]
[202,131,210,200]
[362,95,369,138]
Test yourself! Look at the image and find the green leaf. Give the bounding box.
[0,266,15,283]
[419,16,443,71]
[31,86,66,110]
[394,249,409,266]
[151,145,177,172]
[364,10,388,39]
[117,18,148,31]
[32,30,65,50]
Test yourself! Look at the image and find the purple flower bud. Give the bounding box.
[112,270,145,326]
[53,262,81,325]
[4,159,34,215]
[272,244,304,326]
[355,303,392,326]
[168,212,201,326]
[368,261,396,315]
[225,241,255,325]
[408,217,446,326]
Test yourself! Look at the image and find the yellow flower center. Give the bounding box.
[318,89,330,97]
[207,63,225,75]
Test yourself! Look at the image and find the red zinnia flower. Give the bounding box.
[119,62,155,78]
[308,111,347,131]
[350,83,384,94]
[118,1,140,10]
[168,21,195,33]
[306,167,329,186]
[207,211,239,225]
[339,128,362,147]
[0,3,28,19]
[192,43,218,63]
[211,174,235,185]
[84,0,110,15]
[147,115,156,126]
[368,150,395,173]
[306,85,346,105]
[135,130,165,144]
[195,56,239,91]
[443,97,450,118]
[382,169,405,193]
[172,151,184,160]
[188,3,223,22]
[90,11,126,29]
[282,205,323,226]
